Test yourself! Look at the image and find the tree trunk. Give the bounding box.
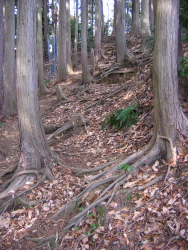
[149,0,154,31]
[0,0,4,113]
[101,0,104,40]
[94,0,102,63]
[4,0,54,196]
[115,0,129,64]
[81,0,93,84]
[131,0,140,37]
[43,0,49,61]
[73,0,79,68]
[57,0,67,82]
[37,0,48,95]
[141,0,151,47]
[153,0,188,160]
[3,0,17,116]
[66,0,73,73]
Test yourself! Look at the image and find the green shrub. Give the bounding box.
[102,104,139,131]
[178,57,188,79]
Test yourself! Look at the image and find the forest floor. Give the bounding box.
[0,36,188,250]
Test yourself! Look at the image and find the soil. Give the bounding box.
[0,36,188,250]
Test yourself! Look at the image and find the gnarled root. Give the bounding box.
[50,135,163,233]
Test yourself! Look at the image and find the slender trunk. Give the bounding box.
[43,0,49,61]
[94,0,102,63]
[149,0,154,31]
[66,0,73,73]
[73,0,79,68]
[81,0,93,84]
[37,0,48,95]
[57,0,67,81]
[131,0,140,37]
[141,0,151,47]
[3,0,17,116]
[115,0,129,64]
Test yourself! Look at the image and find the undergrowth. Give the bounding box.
[102,104,139,131]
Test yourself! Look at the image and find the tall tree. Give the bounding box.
[57,0,67,81]
[152,0,188,160]
[141,0,151,47]
[115,0,130,64]
[37,0,49,95]
[43,0,49,61]
[3,0,17,116]
[66,0,73,73]
[73,0,79,68]
[0,0,54,199]
[80,0,93,84]
[94,0,102,63]
[131,0,140,36]
[0,0,4,114]
[149,0,154,31]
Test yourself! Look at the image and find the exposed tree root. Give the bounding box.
[0,161,18,179]
[48,133,166,235]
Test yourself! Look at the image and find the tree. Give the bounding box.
[149,0,154,31]
[50,0,188,230]
[73,0,79,68]
[131,0,140,37]
[57,0,67,82]
[43,0,49,61]
[3,0,17,116]
[0,0,4,114]
[94,0,102,63]
[37,0,49,95]
[80,0,93,84]
[0,0,54,199]
[66,0,73,73]
[141,0,151,48]
[115,0,130,64]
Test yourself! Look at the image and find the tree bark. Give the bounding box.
[73,0,79,68]
[94,0,102,63]
[0,0,4,113]
[81,0,93,84]
[37,0,48,95]
[115,0,129,64]
[66,0,73,73]
[58,0,67,81]
[3,0,17,116]
[43,0,49,61]
[15,0,54,186]
[149,0,154,31]
[131,0,140,37]
[141,0,151,47]
[153,0,188,159]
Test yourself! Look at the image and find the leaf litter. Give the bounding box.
[0,36,188,250]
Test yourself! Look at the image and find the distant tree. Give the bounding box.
[43,0,49,61]
[80,0,93,84]
[0,0,54,199]
[94,0,102,63]
[73,0,79,68]
[3,0,17,116]
[57,0,67,81]
[37,0,49,95]
[66,0,73,73]
[0,0,4,114]
[149,0,154,31]
[115,0,130,64]
[141,0,151,48]
[131,0,140,36]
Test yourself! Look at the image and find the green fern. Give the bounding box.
[102,104,139,131]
